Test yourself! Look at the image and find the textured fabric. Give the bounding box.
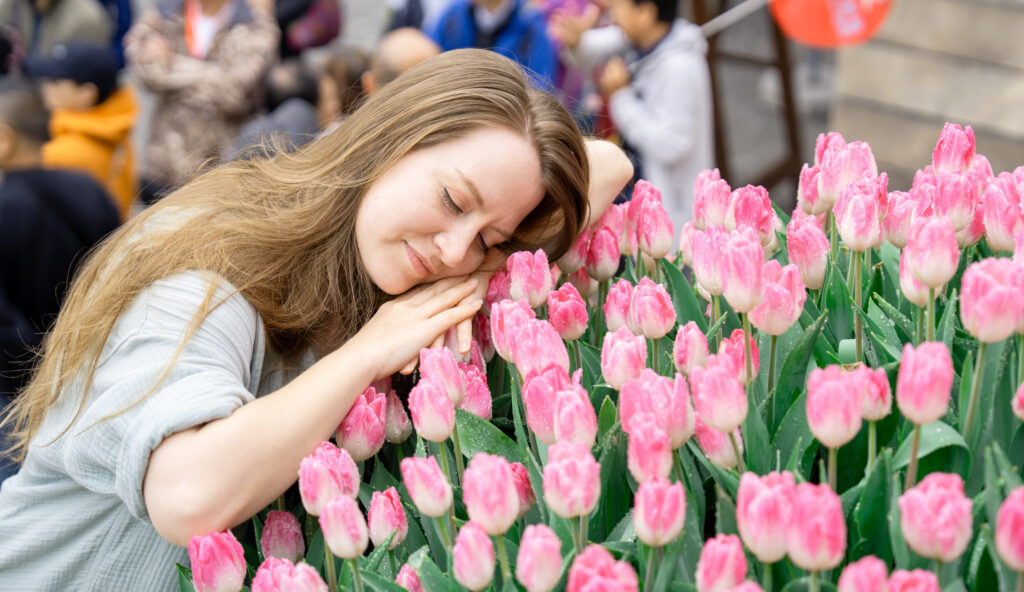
[0,0,112,56]
[0,271,267,590]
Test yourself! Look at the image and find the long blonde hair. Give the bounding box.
[3,49,589,461]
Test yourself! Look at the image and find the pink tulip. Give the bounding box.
[899,250,930,308]
[260,511,305,563]
[888,569,939,592]
[726,185,776,248]
[452,522,495,591]
[721,227,764,314]
[384,389,413,444]
[996,486,1024,571]
[838,556,890,592]
[252,558,328,592]
[983,170,1024,252]
[693,224,729,296]
[731,584,766,592]
[567,544,639,592]
[298,442,359,516]
[367,486,408,550]
[787,482,846,571]
[689,356,748,433]
[516,524,562,592]
[1014,383,1024,421]
[904,216,959,290]
[511,319,570,380]
[408,379,455,443]
[336,386,386,462]
[718,328,760,385]
[861,366,893,422]
[319,495,368,559]
[619,369,695,448]
[548,282,588,341]
[543,442,602,518]
[818,139,878,206]
[605,279,634,333]
[462,453,519,536]
[601,327,647,390]
[899,472,973,562]
[750,260,806,336]
[510,461,536,517]
[931,172,976,232]
[960,258,1024,343]
[629,179,662,227]
[695,534,747,592]
[484,271,511,315]
[736,471,795,563]
[559,229,591,274]
[834,173,887,252]
[400,456,453,517]
[815,131,847,166]
[1016,227,1024,264]
[522,365,574,444]
[806,365,864,449]
[678,221,697,267]
[932,122,975,174]
[458,362,492,420]
[586,226,620,281]
[694,418,742,470]
[786,215,829,290]
[626,414,672,482]
[419,347,466,406]
[884,190,932,249]
[472,316,494,363]
[797,163,827,216]
[638,197,675,259]
[188,531,246,592]
[490,298,536,361]
[627,277,676,339]
[554,385,598,447]
[674,321,708,376]
[633,476,686,547]
[693,170,731,230]
[508,249,553,308]
[395,564,424,592]
[896,342,953,425]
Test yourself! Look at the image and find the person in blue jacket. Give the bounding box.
[430,0,557,90]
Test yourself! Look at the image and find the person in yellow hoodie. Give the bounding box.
[25,41,137,219]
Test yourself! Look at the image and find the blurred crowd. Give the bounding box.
[0,0,714,480]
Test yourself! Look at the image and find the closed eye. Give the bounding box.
[442,186,490,254]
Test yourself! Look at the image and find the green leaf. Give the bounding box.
[306,528,325,570]
[598,396,617,438]
[408,546,454,592]
[607,509,636,542]
[685,440,740,499]
[652,535,686,592]
[778,577,838,592]
[455,408,526,465]
[853,449,893,563]
[772,391,816,480]
[706,312,729,346]
[937,289,959,354]
[580,341,603,392]
[888,473,910,569]
[864,299,904,362]
[823,263,853,344]
[176,564,196,592]
[714,484,737,535]
[992,438,1024,490]
[662,259,708,332]
[744,391,771,475]
[364,531,397,574]
[361,569,408,592]
[772,312,827,434]
[893,421,971,481]
[872,292,917,343]
[592,426,632,541]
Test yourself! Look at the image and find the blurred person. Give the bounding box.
[26,41,137,219]
[430,0,558,89]
[0,0,112,56]
[316,42,369,132]
[361,27,440,96]
[0,79,119,483]
[125,0,278,205]
[552,0,714,235]
[225,58,320,159]
[386,0,455,33]
[276,0,341,58]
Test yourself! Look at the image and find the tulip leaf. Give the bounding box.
[705,311,728,347]
[714,484,737,535]
[306,529,325,570]
[662,259,708,332]
[676,447,707,522]
[984,446,1003,539]
[744,391,771,475]
[866,300,904,362]
[652,534,686,592]
[364,530,396,574]
[892,421,971,481]
[888,473,910,569]
[941,579,969,592]
[778,577,838,591]
[936,289,958,352]
[176,564,196,592]
[361,569,407,592]
[685,440,740,499]
[871,292,916,343]
[455,409,526,466]
[995,434,1024,490]
[607,509,636,542]
[597,396,617,439]
[579,341,603,392]
[592,427,631,541]
[407,545,455,592]
[852,449,893,563]
[822,263,853,344]
[772,311,827,433]
[771,390,816,480]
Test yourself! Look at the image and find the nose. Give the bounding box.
[435,223,478,270]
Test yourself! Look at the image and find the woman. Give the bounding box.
[0,49,630,589]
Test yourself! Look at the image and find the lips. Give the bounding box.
[405,242,433,277]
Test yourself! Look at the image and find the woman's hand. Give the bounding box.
[346,276,482,380]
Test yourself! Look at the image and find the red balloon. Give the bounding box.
[770,0,893,48]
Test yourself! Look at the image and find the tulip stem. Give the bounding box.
[728,431,746,474]
[451,425,466,485]
[438,442,454,488]
[350,558,365,592]
[926,287,936,343]
[643,544,655,592]
[742,314,754,389]
[1017,335,1024,388]
[763,561,773,592]
[596,280,609,348]
[768,335,778,400]
[964,341,988,442]
[273,495,285,511]
[828,447,837,492]
[809,569,820,592]
[673,451,685,484]
[1016,570,1023,592]
[569,517,582,555]
[712,295,722,350]
[388,550,397,579]
[495,535,513,585]
[915,306,924,346]
[854,252,863,363]
[828,211,838,263]
[325,546,338,592]
[509,365,535,465]
[572,338,583,374]
[650,337,660,374]
[905,423,922,491]
[867,420,877,472]
[935,559,943,584]
[435,515,451,549]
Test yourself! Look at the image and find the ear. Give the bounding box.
[0,124,17,163]
[81,83,100,106]
[361,71,377,96]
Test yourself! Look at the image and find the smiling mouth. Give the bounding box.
[405,242,433,276]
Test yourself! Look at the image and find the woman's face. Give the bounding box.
[356,126,546,295]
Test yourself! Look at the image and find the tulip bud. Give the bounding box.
[472,316,494,363]
[586,226,620,281]
[298,442,359,516]
[674,321,708,376]
[604,279,633,333]
[798,163,828,215]
[523,365,574,444]
[694,418,742,470]
[815,131,847,166]
[626,414,672,483]
[458,362,492,420]
[400,456,453,517]
[619,369,695,448]
[996,486,1024,571]
[395,564,424,592]
[693,172,731,230]
[508,249,553,308]
[861,366,893,422]
[818,139,878,206]
[887,570,939,592]
[627,277,676,339]
[554,384,598,447]
[634,476,686,548]
[834,174,887,252]
[510,461,536,517]
[806,365,864,449]
[511,319,570,380]
[384,389,413,444]
[717,329,760,386]
[899,250,930,308]
[883,190,932,249]
[693,225,729,296]
[419,347,466,406]
[336,386,386,462]
[1014,383,1024,422]
[750,260,806,336]
[559,229,591,274]
[983,172,1024,252]
[904,216,959,290]
[408,378,455,442]
[787,482,846,571]
[677,221,697,267]
[567,544,639,592]
[252,558,328,592]
[462,453,520,536]
[601,327,647,390]
[548,282,588,340]
[932,171,976,232]
[932,122,975,175]
[490,298,536,361]
[453,522,495,591]
[896,342,953,425]
[838,556,889,592]
[786,215,829,290]
[367,487,408,550]
[690,356,748,433]
[736,471,795,563]
[516,525,563,592]
[484,271,511,314]
[961,258,1024,343]
[638,197,675,259]
[188,531,246,592]
[695,534,747,592]
[543,442,602,519]
[260,511,305,563]
[721,227,764,314]
[319,495,368,560]
[726,184,776,248]
[899,472,973,562]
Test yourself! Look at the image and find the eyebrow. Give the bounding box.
[457,168,512,242]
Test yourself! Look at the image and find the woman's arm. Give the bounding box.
[584,137,633,227]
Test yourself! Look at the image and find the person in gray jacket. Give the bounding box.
[553,0,714,237]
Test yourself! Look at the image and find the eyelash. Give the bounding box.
[441,187,489,254]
